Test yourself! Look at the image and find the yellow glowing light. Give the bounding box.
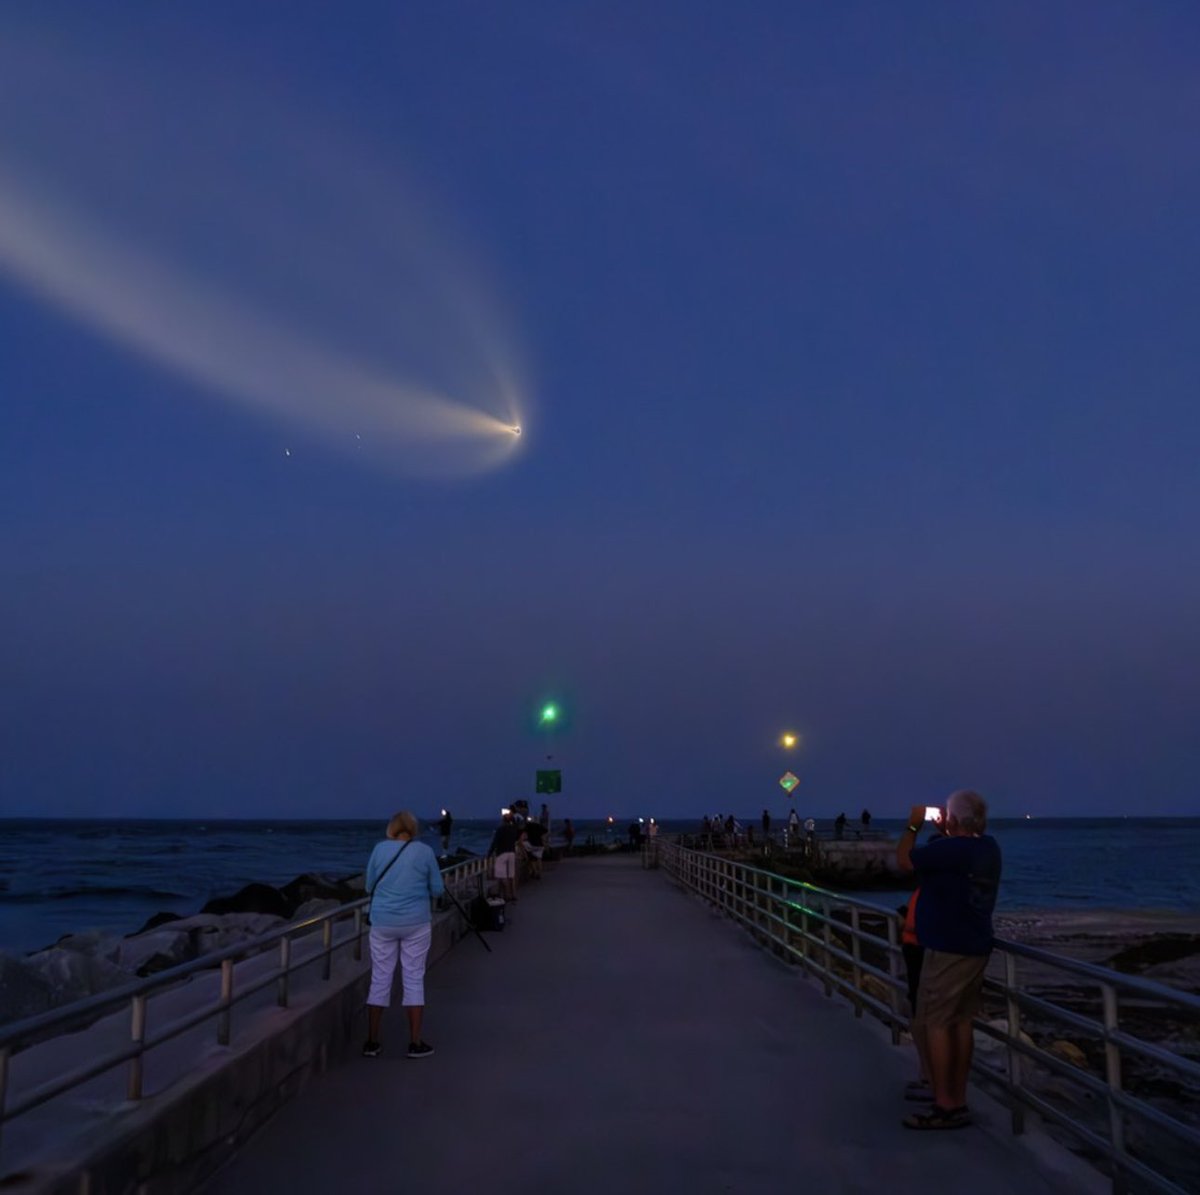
[781,732,798,749]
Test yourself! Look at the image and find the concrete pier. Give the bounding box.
[207,855,1100,1195]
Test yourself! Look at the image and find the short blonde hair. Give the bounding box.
[386,810,418,840]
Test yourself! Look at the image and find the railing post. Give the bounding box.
[217,958,234,1046]
[849,907,863,1017]
[886,917,902,1045]
[353,908,364,962]
[277,937,291,1008]
[322,919,333,981]
[1004,952,1025,1135]
[1101,982,1127,1194]
[127,994,147,1101]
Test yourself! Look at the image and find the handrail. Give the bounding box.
[655,837,1200,1195]
[0,854,491,1159]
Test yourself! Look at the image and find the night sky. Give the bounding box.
[2,4,1197,820]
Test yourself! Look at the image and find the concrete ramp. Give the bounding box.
[209,855,1100,1195]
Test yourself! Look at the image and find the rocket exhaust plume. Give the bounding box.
[0,27,530,478]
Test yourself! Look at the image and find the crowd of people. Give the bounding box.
[361,791,1004,1138]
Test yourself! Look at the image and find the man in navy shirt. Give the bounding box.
[897,790,1001,1129]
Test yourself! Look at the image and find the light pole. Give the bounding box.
[778,731,801,846]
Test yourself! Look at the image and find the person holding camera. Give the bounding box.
[897,790,1001,1129]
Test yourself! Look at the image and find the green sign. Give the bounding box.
[536,769,562,794]
[779,771,799,794]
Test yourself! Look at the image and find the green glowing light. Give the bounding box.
[540,703,560,724]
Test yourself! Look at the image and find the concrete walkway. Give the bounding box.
[209,855,1100,1195]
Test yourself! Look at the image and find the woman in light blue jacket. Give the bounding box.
[363,810,445,1059]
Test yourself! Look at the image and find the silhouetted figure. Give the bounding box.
[861,809,872,828]
[834,812,847,840]
[436,810,453,853]
[563,817,575,854]
[524,818,546,878]
[762,809,771,840]
[786,808,800,847]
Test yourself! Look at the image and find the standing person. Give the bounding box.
[804,816,816,857]
[897,791,1002,1130]
[363,811,444,1060]
[834,811,847,839]
[490,812,524,902]
[524,817,547,879]
[436,809,453,854]
[761,809,771,842]
[861,808,871,829]
[539,802,551,831]
[786,808,800,847]
[563,817,576,855]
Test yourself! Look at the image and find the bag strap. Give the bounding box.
[367,840,411,909]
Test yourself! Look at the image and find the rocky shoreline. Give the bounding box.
[0,871,369,1030]
[978,910,1200,1190]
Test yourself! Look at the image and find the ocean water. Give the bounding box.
[1,817,1197,955]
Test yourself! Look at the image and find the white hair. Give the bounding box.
[946,790,988,835]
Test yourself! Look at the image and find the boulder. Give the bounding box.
[279,873,359,911]
[200,883,291,919]
[0,951,56,1026]
[50,929,122,964]
[118,929,196,977]
[1048,1039,1089,1069]
[179,912,287,957]
[133,911,184,935]
[975,1017,1035,1056]
[26,946,128,1004]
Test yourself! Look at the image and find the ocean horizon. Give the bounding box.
[3,815,1198,954]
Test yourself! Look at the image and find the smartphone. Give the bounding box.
[924,806,942,821]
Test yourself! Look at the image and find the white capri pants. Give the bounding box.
[368,923,433,1007]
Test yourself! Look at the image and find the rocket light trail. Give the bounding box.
[0,28,529,479]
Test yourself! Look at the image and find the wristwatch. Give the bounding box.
[906,823,921,834]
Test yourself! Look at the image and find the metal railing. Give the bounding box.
[656,838,1200,1195]
[0,855,491,1162]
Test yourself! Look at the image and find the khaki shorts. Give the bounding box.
[494,851,516,879]
[913,949,989,1029]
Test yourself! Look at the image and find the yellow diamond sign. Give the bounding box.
[779,771,799,793]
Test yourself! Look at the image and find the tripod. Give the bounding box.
[443,887,493,953]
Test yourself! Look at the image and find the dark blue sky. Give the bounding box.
[2,3,1197,819]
